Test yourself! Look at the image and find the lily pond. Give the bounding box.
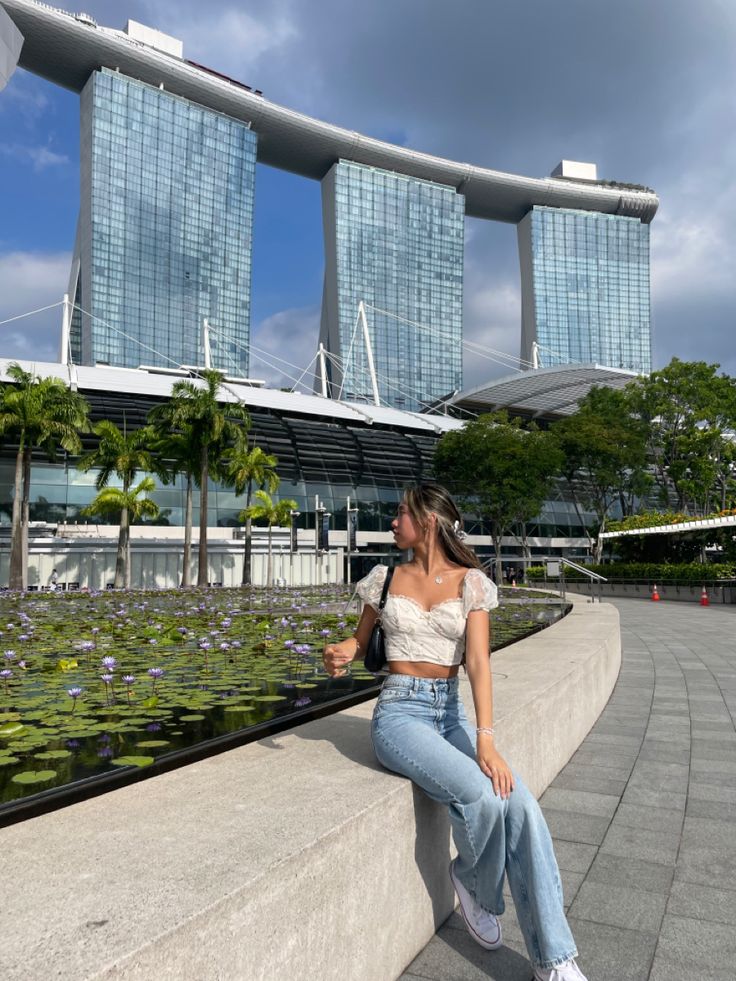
[0,585,568,821]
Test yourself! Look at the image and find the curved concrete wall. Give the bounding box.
[0,598,620,981]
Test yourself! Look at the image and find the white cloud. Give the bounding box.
[0,251,71,364]
[651,175,736,304]
[250,304,320,390]
[0,143,70,171]
[145,1,298,80]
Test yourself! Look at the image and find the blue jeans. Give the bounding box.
[370,674,578,970]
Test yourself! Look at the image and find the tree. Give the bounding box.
[82,477,160,584]
[551,386,650,561]
[434,413,563,583]
[163,371,250,587]
[240,491,298,586]
[77,420,155,588]
[148,402,201,588]
[223,438,280,586]
[0,364,89,589]
[628,358,736,513]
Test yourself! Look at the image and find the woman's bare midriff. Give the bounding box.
[387,661,460,679]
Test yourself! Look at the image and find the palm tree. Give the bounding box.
[240,491,298,587]
[0,364,89,590]
[164,371,249,587]
[77,420,154,588]
[223,437,280,586]
[82,477,160,585]
[148,402,200,588]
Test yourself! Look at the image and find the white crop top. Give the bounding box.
[356,564,498,667]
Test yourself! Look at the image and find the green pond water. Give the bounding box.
[0,585,567,814]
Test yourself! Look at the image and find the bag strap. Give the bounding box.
[377,565,395,614]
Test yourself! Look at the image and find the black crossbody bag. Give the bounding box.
[363,566,396,673]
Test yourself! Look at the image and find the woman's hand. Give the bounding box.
[477,736,514,799]
[323,638,357,677]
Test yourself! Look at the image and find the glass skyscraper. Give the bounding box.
[518,206,651,373]
[319,160,465,411]
[71,68,257,373]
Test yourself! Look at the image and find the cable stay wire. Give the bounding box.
[322,345,478,419]
[0,301,64,329]
[363,302,536,373]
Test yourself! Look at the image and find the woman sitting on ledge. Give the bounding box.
[323,482,587,981]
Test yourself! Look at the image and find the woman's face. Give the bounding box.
[391,500,425,550]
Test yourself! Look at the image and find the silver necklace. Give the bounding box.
[434,574,443,584]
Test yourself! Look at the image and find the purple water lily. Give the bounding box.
[101,655,117,671]
[67,686,83,713]
[3,650,15,661]
[148,667,164,693]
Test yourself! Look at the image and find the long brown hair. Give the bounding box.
[402,482,480,569]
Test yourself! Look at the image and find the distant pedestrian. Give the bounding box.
[48,568,59,592]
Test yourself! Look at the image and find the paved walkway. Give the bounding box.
[400,599,736,981]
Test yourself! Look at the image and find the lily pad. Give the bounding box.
[135,740,170,748]
[11,769,57,785]
[0,721,24,737]
[109,756,155,768]
[178,714,205,722]
[0,756,20,766]
[33,749,72,760]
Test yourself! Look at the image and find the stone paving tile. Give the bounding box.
[619,784,687,811]
[690,741,736,763]
[568,880,667,934]
[690,757,736,775]
[626,760,690,792]
[569,747,638,769]
[667,880,736,926]
[565,917,657,981]
[540,808,611,846]
[689,724,736,739]
[599,823,681,866]
[400,921,532,981]
[649,915,736,981]
[549,767,628,797]
[550,839,597,875]
[585,852,674,895]
[637,741,690,764]
[538,786,620,819]
[686,797,736,822]
[612,801,684,834]
[688,780,736,805]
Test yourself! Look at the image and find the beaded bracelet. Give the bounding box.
[476,727,495,736]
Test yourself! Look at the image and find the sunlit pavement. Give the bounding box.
[401,599,736,981]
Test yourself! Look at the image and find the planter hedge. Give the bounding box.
[526,562,736,583]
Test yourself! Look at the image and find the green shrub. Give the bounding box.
[526,562,736,583]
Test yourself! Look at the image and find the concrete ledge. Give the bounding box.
[567,581,736,604]
[0,599,620,981]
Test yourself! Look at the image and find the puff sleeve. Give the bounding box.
[462,568,499,617]
[355,564,389,611]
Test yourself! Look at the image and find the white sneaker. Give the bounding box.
[449,859,502,950]
[533,958,588,981]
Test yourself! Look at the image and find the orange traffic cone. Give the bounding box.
[651,583,661,602]
[700,586,710,607]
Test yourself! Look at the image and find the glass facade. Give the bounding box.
[519,206,651,373]
[320,161,464,411]
[78,69,257,372]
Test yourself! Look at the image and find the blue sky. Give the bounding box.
[1,0,735,388]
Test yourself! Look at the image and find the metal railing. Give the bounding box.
[556,558,608,603]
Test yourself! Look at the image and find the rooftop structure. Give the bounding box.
[447,364,640,420]
[1,0,659,225]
